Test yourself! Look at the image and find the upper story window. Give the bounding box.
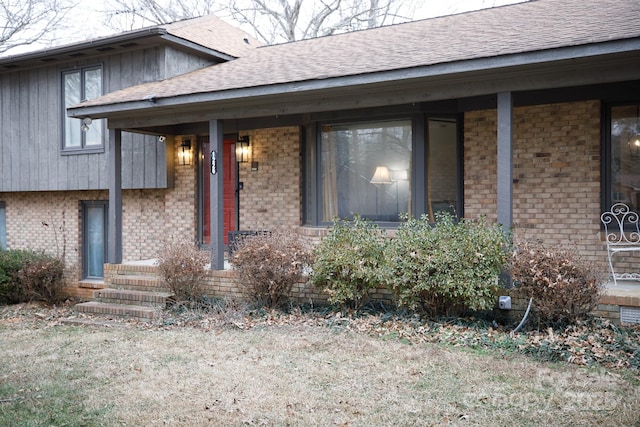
[306,114,461,226]
[607,103,640,212]
[62,66,104,152]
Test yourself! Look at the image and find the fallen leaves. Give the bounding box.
[2,301,639,375]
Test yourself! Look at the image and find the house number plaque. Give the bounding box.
[210,150,217,175]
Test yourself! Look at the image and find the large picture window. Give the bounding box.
[63,66,104,151]
[310,115,460,225]
[608,103,640,211]
[321,120,412,222]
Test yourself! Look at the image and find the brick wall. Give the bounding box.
[464,100,606,265]
[238,127,302,231]
[162,136,197,243]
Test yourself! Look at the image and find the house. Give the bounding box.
[0,15,261,292]
[4,0,640,320]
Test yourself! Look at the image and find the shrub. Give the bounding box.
[0,250,66,305]
[310,216,387,309]
[386,213,510,316]
[18,252,65,304]
[157,241,209,301]
[0,250,30,304]
[230,231,313,309]
[508,241,604,328]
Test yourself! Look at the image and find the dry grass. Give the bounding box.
[0,305,639,426]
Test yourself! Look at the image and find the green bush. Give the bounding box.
[157,241,209,301]
[310,216,387,309]
[230,231,313,309]
[508,241,603,328]
[386,213,510,316]
[18,252,65,304]
[0,250,30,304]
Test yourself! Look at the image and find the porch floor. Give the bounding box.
[604,280,640,297]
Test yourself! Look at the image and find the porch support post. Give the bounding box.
[108,128,123,264]
[497,92,513,234]
[209,119,225,270]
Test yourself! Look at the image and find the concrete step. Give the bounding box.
[74,301,160,321]
[93,288,173,308]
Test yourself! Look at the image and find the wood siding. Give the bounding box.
[0,45,216,192]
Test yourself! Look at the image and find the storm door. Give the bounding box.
[82,201,108,279]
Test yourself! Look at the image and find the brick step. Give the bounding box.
[109,275,167,292]
[74,301,160,321]
[105,263,159,278]
[93,288,173,308]
[78,279,108,290]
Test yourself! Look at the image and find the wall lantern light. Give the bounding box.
[179,139,192,166]
[236,135,250,163]
[80,117,92,132]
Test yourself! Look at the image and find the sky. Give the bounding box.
[3,0,524,56]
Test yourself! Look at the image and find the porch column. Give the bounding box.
[209,119,225,270]
[108,128,123,264]
[497,92,513,234]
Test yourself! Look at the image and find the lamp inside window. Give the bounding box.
[179,139,192,166]
[236,136,250,163]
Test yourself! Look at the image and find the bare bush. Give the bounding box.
[17,252,65,305]
[230,231,313,308]
[508,242,604,328]
[157,241,209,301]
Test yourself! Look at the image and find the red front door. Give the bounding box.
[202,138,237,245]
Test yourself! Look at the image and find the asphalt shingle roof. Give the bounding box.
[163,14,262,58]
[76,0,640,109]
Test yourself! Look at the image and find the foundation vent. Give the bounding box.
[620,306,640,324]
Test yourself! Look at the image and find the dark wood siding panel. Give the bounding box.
[0,73,6,189]
[0,45,199,192]
[16,71,29,190]
[36,67,51,190]
[163,46,218,78]
[43,66,59,190]
[105,47,168,190]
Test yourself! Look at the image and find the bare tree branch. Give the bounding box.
[0,0,75,54]
[101,0,424,44]
[103,0,223,31]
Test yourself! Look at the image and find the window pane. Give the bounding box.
[611,104,640,211]
[321,120,412,222]
[83,69,103,146]
[84,118,104,146]
[0,204,6,250]
[64,72,81,148]
[428,118,458,220]
[86,205,105,278]
[83,68,102,100]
